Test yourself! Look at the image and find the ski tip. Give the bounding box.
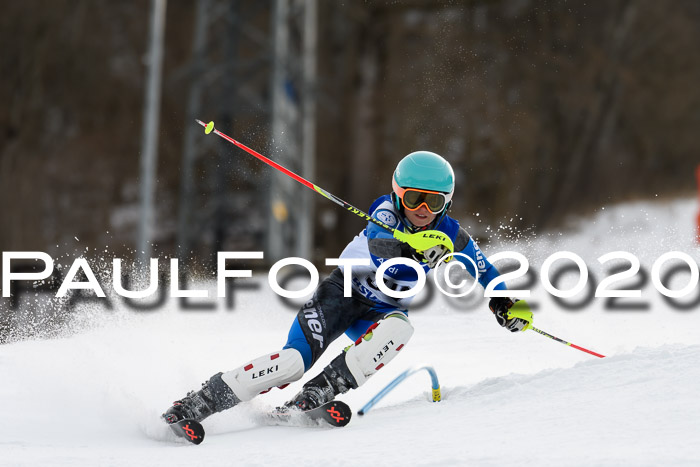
[169,419,205,445]
[205,121,215,134]
[323,400,352,427]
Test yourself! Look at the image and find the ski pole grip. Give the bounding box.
[395,230,455,255]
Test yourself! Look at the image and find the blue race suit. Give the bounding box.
[284,194,506,370]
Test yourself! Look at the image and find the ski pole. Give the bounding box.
[530,326,605,358]
[196,119,454,253]
[506,306,604,358]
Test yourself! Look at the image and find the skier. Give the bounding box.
[163,151,531,425]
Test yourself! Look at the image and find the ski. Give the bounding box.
[267,400,352,428]
[165,400,351,445]
[168,418,205,445]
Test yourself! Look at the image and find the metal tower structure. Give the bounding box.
[138,0,167,265]
[176,0,318,266]
[267,0,318,263]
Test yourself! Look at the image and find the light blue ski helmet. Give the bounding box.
[392,151,455,213]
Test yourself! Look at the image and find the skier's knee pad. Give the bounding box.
[220,348,305,402]
[343,314,414,387]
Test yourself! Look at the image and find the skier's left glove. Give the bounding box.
[489,297,532,332]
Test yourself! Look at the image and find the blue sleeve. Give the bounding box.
[454,236,507,291]
[366,219,394,241]
[366,195,400,241]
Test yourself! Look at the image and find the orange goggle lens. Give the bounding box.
[399,189,447,214]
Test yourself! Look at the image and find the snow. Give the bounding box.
[2,198,700,466]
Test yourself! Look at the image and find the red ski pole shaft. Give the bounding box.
[530,326,605,358]
[196,119,399,235]
[196,119,457,254]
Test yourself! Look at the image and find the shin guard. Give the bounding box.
[343,314,414,387]
[220,348,305,402]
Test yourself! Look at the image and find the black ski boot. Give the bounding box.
[163,372,240,424]
[285,373,336,411]
[284,353,358,411]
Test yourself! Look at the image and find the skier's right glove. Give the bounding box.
[488,297,532,332]
[418,244,451,269]
[400,243,450,269]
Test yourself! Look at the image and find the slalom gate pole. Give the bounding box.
[530,326,605,358]
[196,120,455,253]
[696,164,700,244]
[358,366,441,416]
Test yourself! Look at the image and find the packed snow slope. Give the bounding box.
[2,198,700,466]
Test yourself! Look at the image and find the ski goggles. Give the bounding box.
[394,186,449,214]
